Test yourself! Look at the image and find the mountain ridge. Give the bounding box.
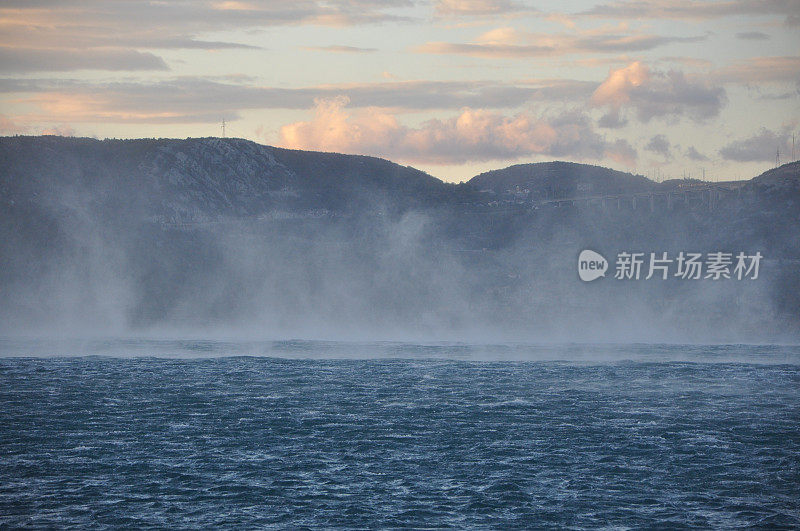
[4,134,792,191]
[4,135,795,221]
[1,135,799,339]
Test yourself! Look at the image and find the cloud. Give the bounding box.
[598,111,629,129]
[0,47,168,73]
[719,127,793,162]
[433,0,530,17]
[41,124,76,136]
[758,89,800,100]
[278,96,630,165]
[0,0,413,30]
[415,27,707,58]
[605,138,638,167]
[0,0,412,72]
[645,134,671,158]
[302,45,378,53]
[592,61,726,122]
[0,21,261,51]
[685,146,709,161]
[659,56,714,69]
[7,77,598,124]
[713,56,800,85]
[0,114,28,134]
[591,61,648,107]
[736,31,770,40]
[579,0,800,22]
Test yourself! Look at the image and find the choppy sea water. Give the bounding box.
[1,340,799,528]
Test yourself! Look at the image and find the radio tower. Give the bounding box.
[221,118,226,138]
[776,147,780,168]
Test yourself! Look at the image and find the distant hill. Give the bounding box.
[747,161,800,193]
[1,135,799,340]
[0,136,451,223]
[467,161,654,200]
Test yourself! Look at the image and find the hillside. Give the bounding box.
[468,161,654,200]
[747,161,800,193]
[0,136,451,223]
[1,136,799,340]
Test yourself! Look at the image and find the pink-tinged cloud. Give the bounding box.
[592,61,726,122]
[40,125,76,137]
[414,27,706,58]
[302,45,378,53]
[434,0,529,17]
[8,77,596,126]
[592,61,649,107]
[713,56,800,84]
[278,97,634,166]
[0,114,28,134]
[606,139,638,167]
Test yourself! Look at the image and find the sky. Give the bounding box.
[0,0,798,182]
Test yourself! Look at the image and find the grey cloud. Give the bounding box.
[759,89,800,100]
[629,71,727,122]
[645,134,671,158]
[0,24,260,51]
[579,0,800,21]
[719,128,793,161]
[0,47,168,73]
[0,0,415,30]
[713,56,800,84]
[581,34,706,53]
[6,77,597,121]
[685,146,709,161]
[606,139,638,166]
[0,0,413,73]
[545,111,608,159]
[598,111,628,129]
[736,31,770,40]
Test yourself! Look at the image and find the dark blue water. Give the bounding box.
[1,341,799,528]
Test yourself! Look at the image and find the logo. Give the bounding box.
[577,250,762,282]
[578,250,608,282]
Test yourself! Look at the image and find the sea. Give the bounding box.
[1,339,799,528]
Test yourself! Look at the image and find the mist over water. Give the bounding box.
[1,137,798,344]
[2,337,800,364]
[2,137,798,343]
[2,185,797,344]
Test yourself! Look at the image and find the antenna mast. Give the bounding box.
[776,147,780,168]
[221,118,226,138]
